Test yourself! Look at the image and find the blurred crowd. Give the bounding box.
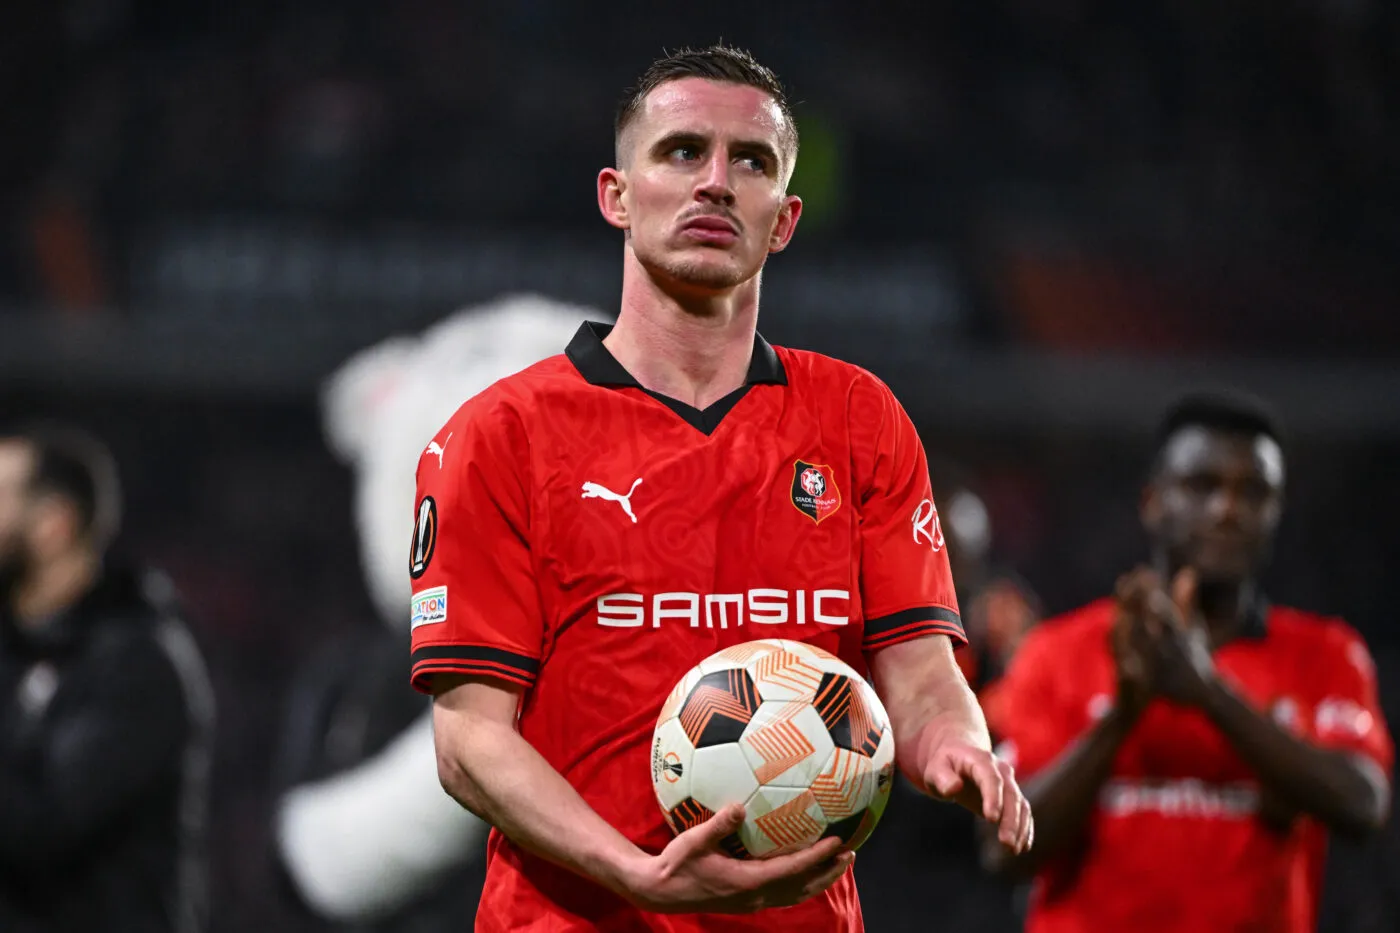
[5,0,1400,352]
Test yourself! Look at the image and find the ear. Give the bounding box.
[768,194,803,253]
[30,495,81,556]
[597,168,629,231]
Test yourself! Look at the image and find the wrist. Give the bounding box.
[590,839,654,904]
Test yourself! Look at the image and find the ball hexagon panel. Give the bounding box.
[739,699,836,788]
[809,747,877,823]
[651,716,695,813]
[740,785,827,858]
[677,668,761,748]
[746,646,826,703]
[689,743,760,814]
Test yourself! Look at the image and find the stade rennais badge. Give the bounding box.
[790,460,842,525]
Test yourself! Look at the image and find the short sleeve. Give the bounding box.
[408,398,544,694]
[981,622,1085,779]
[852,376,965,653]
[1302,624,1393,774]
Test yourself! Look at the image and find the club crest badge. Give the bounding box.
[790,460,842,525]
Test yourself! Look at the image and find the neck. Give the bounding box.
[1155,553,1255,642]
[12,548,98,631]
[604,250,761,409]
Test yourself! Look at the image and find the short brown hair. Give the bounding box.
[614,44,799,167]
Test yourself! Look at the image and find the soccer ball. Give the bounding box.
[651,639,895,858]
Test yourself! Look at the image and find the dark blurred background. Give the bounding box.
[3,1,1398,930]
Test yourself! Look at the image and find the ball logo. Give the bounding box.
[911,498,944,551]
[661,751,684,783]
[790,460,842,525]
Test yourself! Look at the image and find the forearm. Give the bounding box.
[434,705,645,897]
[986,705,1137,878]
[1200,681,1389,835]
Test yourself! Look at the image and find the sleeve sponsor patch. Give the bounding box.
[411,586,448,629]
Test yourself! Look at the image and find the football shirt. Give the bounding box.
[985,599,1393,933]
[409,322,966,931]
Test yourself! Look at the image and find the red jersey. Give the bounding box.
[985,599,1393,933]
[409,322,965,931]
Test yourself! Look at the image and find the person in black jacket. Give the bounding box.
[0,424,215,933]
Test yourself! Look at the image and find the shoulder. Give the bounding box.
[774,347,911,432]
[775,347,890,397]
[438,355,577,434]
[85,570,209,699]
[1268,605,1375,670]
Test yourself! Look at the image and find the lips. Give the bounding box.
[683,216,738,234]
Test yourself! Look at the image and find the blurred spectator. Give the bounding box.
[983,392,1393,932]
[0,424,214,932]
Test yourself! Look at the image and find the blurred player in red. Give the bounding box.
[407,44,1031,931]
[983,393,1392,932]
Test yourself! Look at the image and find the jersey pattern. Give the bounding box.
[408,323,964,932]
[985,599,1393,933]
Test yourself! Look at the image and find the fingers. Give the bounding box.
[752,836,845,883]
[1171,566,1198,620]
[966,755,1006,822]
[679,803,744,855]
[927,761,964,798]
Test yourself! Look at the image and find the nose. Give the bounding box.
[694,151,735,206]
[1206,487,1245,527]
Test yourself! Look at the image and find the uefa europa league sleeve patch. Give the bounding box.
[409,496,438,579]
[790,460,842,525]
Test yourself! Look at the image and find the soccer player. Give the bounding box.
[982,393,1393,932]
[408,44,1032,931]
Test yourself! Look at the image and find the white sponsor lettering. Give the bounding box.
[596,589,850,629]
[748,588,788,625]
[813,589,850,625]
[1099,779,1260,819]
[705,593,744,630]
[654,592,701,628]
[596,593,644,627]
[1315,697,1373,740]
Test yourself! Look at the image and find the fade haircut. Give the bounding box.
[1151,390,1285,478]
[614,44,799,169]
[9,424,123,547]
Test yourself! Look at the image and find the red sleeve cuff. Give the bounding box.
[863,606,967,652]
[410,644,540,694]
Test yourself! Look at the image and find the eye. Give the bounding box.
[670,145,700,162]
[736,153,768,173]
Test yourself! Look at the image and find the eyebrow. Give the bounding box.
[649,131,782,169]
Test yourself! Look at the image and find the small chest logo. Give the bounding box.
[790,460,842,525]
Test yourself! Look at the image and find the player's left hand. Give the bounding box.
[923,738,1033,853]
[1144,567,1218,706]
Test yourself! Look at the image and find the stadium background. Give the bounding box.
[3,1,1398,929]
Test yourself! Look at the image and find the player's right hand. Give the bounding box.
[621,804,853,914]
[1111,568,1160,713]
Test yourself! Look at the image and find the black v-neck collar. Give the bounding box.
[564,321,786,435]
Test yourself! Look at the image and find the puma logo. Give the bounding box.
[581,478,644,524]
[424,433,453,469]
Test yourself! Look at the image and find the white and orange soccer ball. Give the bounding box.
[651,639,896,859]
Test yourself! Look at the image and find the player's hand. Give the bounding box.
[622,804,853,914]
[923,738,1033,854]
[1145,567,1218,707]
[1111,568,1161,714]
